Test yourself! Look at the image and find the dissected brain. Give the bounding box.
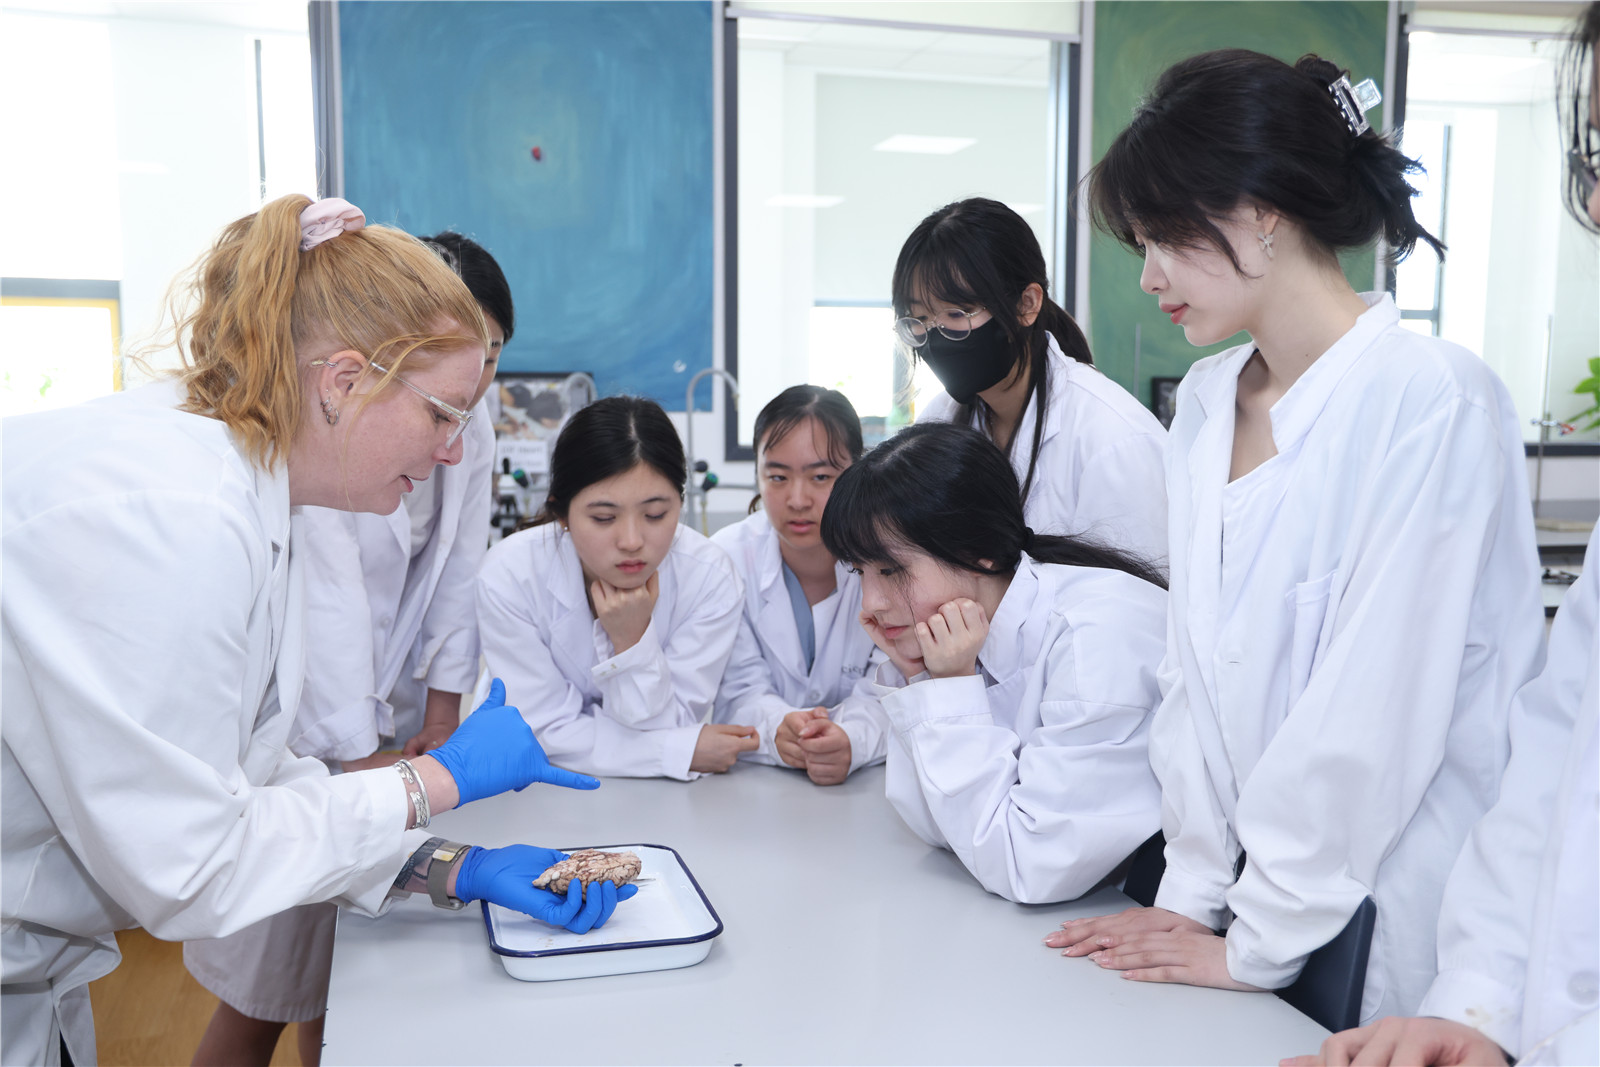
[532,849,643,893]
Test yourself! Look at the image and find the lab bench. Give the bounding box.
[325,764,1329,1065]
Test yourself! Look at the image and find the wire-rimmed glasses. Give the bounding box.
[311,357,474,448]
[892,307,987,348]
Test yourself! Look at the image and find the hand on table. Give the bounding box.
[691,723,759,773]
[454,844,637,934]
[914,598,989,679]
[1046,905,1214,955]
[427,678,600,806]
[774,708,852,785]
[1281,1017,1512,1067]
[592,571,659,654]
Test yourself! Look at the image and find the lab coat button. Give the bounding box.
[806,691,821,704]
[1570,972,1599,1004]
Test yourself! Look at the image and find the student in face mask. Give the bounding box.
[894,198,1169,571]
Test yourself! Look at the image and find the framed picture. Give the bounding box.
[1150,376,1183,430]
[489,371,596,480]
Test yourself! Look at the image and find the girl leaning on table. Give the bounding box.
[710,385,889,786]
[896,197,1169,567]
[1288,7,1600,1065]
[0,196,631,1067]
[819,421,1169,905]
[475,395,752,781]
[1049,50,1546,1024]
[182,232,513,1067]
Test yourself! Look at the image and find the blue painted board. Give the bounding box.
[340,1,714,408]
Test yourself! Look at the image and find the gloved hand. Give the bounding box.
[429,679,600,805]
[454,844,638,934]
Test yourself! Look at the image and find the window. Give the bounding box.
[0,4,315,407]
[729,10,1070,453]
[1402,28,1600,445]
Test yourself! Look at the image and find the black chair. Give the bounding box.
[1115,837,1376,1033]
[1277,896,1378,1033]
[1121,831,1167,908]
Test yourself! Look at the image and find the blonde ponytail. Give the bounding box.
[170,194,485,469]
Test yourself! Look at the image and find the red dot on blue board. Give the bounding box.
[531,146,543,162]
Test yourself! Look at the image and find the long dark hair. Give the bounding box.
[533,396,686,525]
[748,384,865,515]
[420,231,516,341]
[821,423,1165,589]
[891,198,1092,506]
[1089,49,1445,270]
[1560,3,1600,230]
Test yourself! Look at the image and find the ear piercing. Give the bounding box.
[1257,232,1275,259]
[321,393,340,425]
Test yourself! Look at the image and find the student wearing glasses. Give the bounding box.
[1,197,631,1067]
[182,232,511,1066]
[894,198,1169,570]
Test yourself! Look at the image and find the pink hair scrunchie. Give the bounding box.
[298,197,366,251]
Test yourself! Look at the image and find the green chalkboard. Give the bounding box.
[1087,0,1389,411]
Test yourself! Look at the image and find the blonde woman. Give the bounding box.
[1,196,628,1065]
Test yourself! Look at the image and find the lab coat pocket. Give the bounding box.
[1285,572,1336,708]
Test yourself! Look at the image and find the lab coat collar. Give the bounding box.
[1267,292,1396,452]
[976,555,1045,682]
[549,526,592,614]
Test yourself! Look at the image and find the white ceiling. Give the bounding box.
[738,17,1051,87]
[1,1,307,35]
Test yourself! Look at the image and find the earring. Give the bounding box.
[320,393,340,426]
[1257,232,1275,259]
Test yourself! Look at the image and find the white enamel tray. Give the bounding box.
[481,843,723,982]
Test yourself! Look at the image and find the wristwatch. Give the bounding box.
[425,839,473,911]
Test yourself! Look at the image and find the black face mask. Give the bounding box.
[918,318,1016,406]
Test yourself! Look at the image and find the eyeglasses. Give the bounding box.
[312,357,474,449]
[1569,145,1599,204]
[892,307,987,348]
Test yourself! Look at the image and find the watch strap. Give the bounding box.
[425,840,472,910]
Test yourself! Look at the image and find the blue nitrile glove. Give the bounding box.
[428,679,600,805]
[454,844,639,934]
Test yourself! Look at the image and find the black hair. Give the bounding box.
[821,422,1166,589]
[891,198,1092,509]
[1560,3,1600,231]
[534,395,686,525]
[1089,49,1445,272]
[419,231,516,342]
[748,384,865,515]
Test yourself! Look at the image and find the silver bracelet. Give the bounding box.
[395,759,430,830]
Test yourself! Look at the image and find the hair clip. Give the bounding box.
[1329,74,1382,137]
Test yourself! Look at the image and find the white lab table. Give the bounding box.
[324,764,1329,1065]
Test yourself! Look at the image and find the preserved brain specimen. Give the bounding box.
[532,849,643,893]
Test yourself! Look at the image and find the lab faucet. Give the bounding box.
[683,367,751,533]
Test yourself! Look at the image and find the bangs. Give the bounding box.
[759,410,855,471]
[819,465,909,570]
[891,225,989,316]
[1089,108,1248,272]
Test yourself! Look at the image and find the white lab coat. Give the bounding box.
[287,404,494,759]
[1150,294,1547,1022]
[476,521,744,781]
[1418,523,1599,1063]
[865,555,1167,904]
[709,512,888,775]
[1,383,415,1066]
[181,401,495,1024]
[918,334,1169,568]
